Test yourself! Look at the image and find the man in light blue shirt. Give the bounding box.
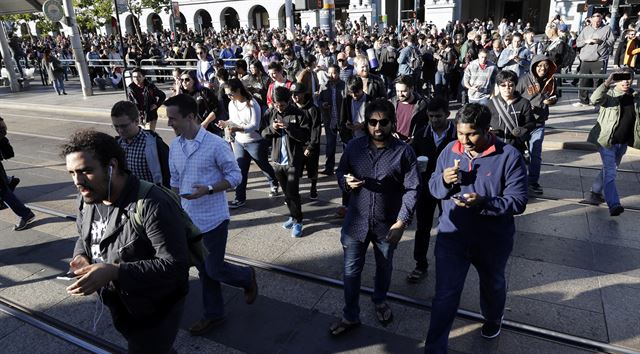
[165,94,258,336]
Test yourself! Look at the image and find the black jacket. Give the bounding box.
[262,105,310,166]
[488,93,536,152]
[74,175,189,320]
[338,94,372,143]
[318,80,346,129]
[127,81,166,123]
[390,93,430,142]
[410,121,457,195]
[364,73,387,98]
[298,101,322,153]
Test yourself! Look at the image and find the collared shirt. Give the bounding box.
[337,136,420,242]
[169,127,242,233]
[118,128,153,183]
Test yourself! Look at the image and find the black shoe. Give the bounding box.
[14,212,35,231]
[610,205,625,217]
[0,202,7,210]
[8,177,20,191]
[309,189,318,200]
[480,321,502,339]
[528,183,543,195]
[319,169,334,176]
[579,192,605,206]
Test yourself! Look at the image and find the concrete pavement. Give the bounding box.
[0,78,638,353]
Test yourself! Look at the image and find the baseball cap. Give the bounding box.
[290,82,306,94]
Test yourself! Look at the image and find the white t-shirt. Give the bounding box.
[228,98,263,144]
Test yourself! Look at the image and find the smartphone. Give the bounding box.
[179,193,192,198]
[56,272,78,281]
[452,194,468,203]
[612,72,632,81]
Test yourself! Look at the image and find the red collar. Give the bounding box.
[451,133,497,157]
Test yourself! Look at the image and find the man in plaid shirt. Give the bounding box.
[110,101,170,187]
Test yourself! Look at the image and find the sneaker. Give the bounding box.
[291,223,303,238]
[269,186,279,197]
[319,169,334,176]
[610,205,625,216]
[228,200,246,209]
[480,321,502,339]
[282,217,295,229]
[335,206,347,218]
[8,177,20,191]
[14,212,35,231]
[579,192,605,206]
[528,183,543,195]
[572,102,588,107]
[309,189,318,200]
[0,202,7,210]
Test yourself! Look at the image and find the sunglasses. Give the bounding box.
[181,77,192,82]
[367,118,390,127]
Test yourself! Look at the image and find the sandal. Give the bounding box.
[329,320,361,336]
[375,303,393,326]
[406,268,427,283]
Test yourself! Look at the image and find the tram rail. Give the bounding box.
[13,203,640,354]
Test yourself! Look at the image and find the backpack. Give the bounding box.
[559,42,576,69]
[408,47,423,72]
[132,180,207,267]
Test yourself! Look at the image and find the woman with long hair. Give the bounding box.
[244,60,269,106]
[217,78,279,208]
[179,70,223,136]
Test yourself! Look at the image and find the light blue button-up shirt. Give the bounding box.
[169,127,242,233]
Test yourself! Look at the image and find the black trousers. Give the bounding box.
[110,296,185,354]
[274,164,303,223]
[579,60,605,104]
[413,190,440,270]
[303,149,319,180]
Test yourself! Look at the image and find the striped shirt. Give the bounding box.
[169,127,242,233]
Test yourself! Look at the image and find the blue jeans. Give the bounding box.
[592,144,627,210]
[528,125,545,185]
[52,75,65,94]
[197,220,252,319]
[232,139,277,202]
[425,234,513,354]
[324,125,338,172]
[341,231,396,322]
[434,71,449,98]
[468,97,489,106]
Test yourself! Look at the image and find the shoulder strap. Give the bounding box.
[491,98,517,132]
[132,180,154,236]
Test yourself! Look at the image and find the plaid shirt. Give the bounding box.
[118,128,154,183]
[169,127,242,233]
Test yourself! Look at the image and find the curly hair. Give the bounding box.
[61,129,127,172]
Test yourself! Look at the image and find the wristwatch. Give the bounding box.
[207,185,214,195]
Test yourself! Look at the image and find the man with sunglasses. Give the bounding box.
[574,11,615,107]
[330,99,419,336]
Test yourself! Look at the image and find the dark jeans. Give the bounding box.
[109,296,184,354]
[324,125,338,172]
[274,164,303,223]
[341,231,396,322]
[197,220,252,319]
[578,60,605,104]
[303,148,319,180]
[233,139,278,202]
[0,162,31,218]
[413,190,439,270]
[425,234,513,354]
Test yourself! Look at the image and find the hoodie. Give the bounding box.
[516,54,557,124]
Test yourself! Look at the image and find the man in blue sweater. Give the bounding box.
[424,103,528,353]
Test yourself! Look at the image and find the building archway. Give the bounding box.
[170,13,187,32]
[249,5,270,29]
[194,9,213,33]
[221,7,240,29]
[147,13,163,33]
[125,14,140,35]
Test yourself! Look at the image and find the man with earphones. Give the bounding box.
[63,130,190,354]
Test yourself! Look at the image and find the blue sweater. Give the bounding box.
[428,135,528,240]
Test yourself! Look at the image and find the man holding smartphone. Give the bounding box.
[581,68,639,216]
[574,11,615,107]
[425,103,528,351]
[517,55,558,195]
[330,99,419,336]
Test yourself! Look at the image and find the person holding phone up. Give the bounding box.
[517,55,558,196]
[581,68,640,217]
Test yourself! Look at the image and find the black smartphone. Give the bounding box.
[452,194,469,203]
[612,72,632,81]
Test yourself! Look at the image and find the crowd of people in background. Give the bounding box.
[2,9,640,354]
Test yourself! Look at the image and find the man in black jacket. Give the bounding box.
[391,75,430,143]
[292,83,322,200]
[318,65,345,175]
[262,87,311,237]
[63,130,189,354]
[407,97,457,283]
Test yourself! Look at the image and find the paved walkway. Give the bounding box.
[0,78,639,353]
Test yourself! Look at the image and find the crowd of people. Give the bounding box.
[1,10,639,354]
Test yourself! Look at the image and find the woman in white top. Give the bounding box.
[218,78,279,208]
